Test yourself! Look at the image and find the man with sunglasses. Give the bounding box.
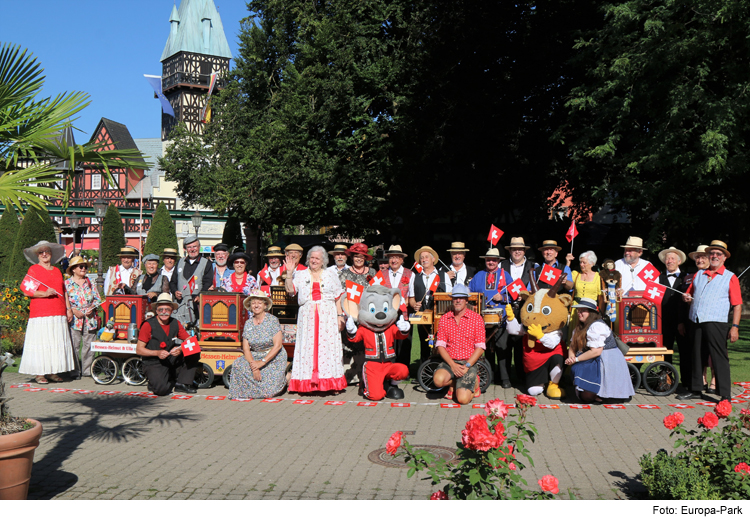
[136,293,197,395]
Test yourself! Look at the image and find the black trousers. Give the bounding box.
[663,319,690,386]
[497,333,525,385]
[142,353,199,396]
[690,322,731,398]
[394,327,413,367]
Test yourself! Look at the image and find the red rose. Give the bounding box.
[741,408,750,416]
[715,399,732,419]
[430,490,448,500]
[509,462,517,470]
[159,341,167,349]
[516,394,537,407]
[663,415,678,430]
[735,463,750,475]
[386,431,403,456]
[697,412,719,429]
[461,414,501,451]
[485,398,510,420]
[538,475,559,494]
[674,412,684,425]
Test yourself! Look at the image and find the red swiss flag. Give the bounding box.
[414,262,423,274]
[259,266,270,284]
[428,274,440,292]
[487,224,503,246]
[538,264,562,286]
[565,220,578,242]
[637,262,661,284]
[496,271,506,292]
[181,336,201,356]
[187,276,197,295]
[20,274,42,295]
[644,280,666,303]
[506,278,526,300]
[345,280,364,303]
[369,271,385,286]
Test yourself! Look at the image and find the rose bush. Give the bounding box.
[387,395,563,500]
[640,402,750,499]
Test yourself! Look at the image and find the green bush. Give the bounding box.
[101,205,126,269]
[143,202,178,268]
[6,208,57,282]
[0,209,21,280]
[639,450,720,500]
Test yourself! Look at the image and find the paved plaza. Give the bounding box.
[6,371,749,500]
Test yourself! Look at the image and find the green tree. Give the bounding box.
[101,206,125,269]
[142,203,178,268]
[557,0,750,248]
[222,215,244,251]
[0,208,20,279]
[6,208,57,281]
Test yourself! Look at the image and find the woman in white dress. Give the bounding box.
[285,245,346,393]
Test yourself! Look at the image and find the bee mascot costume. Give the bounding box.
[343,285,411,400]
[506,274,572,399]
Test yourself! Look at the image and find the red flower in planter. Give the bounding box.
[715,399,732,419]
[461,414,501,451]
[735,463,750,476]
[485,398,510,420]
[538,475,559,494]
[430,490,448,500]
[386,431,403,456]
[697,412,719,429]
[516,394,537,407]
[663,412,684,430]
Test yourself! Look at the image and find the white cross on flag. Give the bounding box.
[487,224,504,246]
[644,280,666,303]
[20,274,42,295]
[539,264,562,286]
[637,262,661,284]
[345,280,364,303]
[428,273,440,292]
[414,262,423,274]
[181,336,201,356]
[507,278,526,300]
[368,271,385,286]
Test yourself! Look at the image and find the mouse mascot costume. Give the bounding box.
[506,274,572,399]
[343,284,411,400]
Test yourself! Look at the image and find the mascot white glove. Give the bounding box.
[396,318,410,333]
[346,316,358,334]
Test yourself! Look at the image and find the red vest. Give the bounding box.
[348,324,407,361]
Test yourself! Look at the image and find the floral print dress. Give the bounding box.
[228,314,287,399]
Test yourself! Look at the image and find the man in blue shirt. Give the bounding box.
[534,240,574,291]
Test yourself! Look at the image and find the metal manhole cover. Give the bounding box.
[368,445,458,468]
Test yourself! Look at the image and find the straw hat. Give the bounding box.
[346,242,373,260]
[328,243,348,255]
[150,293,178,311]
[479,248,505,260]
[620,236,646,250]
[161,248,179,259]
[23,240,66,265]
[707,240,731,258]
[688,244,709,261]
[384,245,407,257]
[447,242,470,253]
[242,289,273,312]
[504,237,529,250]
[658,247,686,265]
[265,246,285,258]
[117,247,139,258]
[413,246,438,263]
[538,240,562,252]
[66,255,90,275]
[285,243,303,253]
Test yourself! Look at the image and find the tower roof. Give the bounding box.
[161,0,232,61]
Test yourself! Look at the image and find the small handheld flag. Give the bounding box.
[428,274,440,293]
[644,280,666,302]
[345,281,364,303]
[496,271,506,292]
[414,263,424,274]
[565,220,578,243]
[181,336,201,357]
[369,271,385,286]
[507,278,526,300]
[539,264,562,287]
[487,224,503,247]
[187,276,197,295]
[637,262,661,284]
[20,274,42,296]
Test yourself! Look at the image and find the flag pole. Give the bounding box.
[736,264,750,279]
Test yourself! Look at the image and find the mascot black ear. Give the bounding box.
[342,297,359,321]
[391,289,401,311]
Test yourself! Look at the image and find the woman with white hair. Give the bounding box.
[284,245,346,393]
[18,240,76,384]
[568,251,603,340]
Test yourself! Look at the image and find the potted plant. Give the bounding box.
[0,351,43,499]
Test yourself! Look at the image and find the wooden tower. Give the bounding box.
[160,0,232,140]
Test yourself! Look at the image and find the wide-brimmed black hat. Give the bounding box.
[228,252,251,267]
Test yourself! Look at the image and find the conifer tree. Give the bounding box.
[222,215,244,251]
[7,208,57,281]
[0,208,21,280]
[101,205,126,269]
[143,203,178,267]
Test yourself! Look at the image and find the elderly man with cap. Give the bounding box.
[257,246,285,294]
[159,248,179,281]
[445,242,476,287]
[280,243,307,281]
[169,235,214,327]
[678,240,742,402]
[409,245,452,362]
[104,247,142,296]
[211,243,232,289]
[657,247,689,372]
[382,245,413,365]
[469,247,514,387]
[136,293,196,395]
[432,284,486,404]
[499,237,538,386]
[614,236,653,295]
[134,254,171,300]
[327,243,349,274]
[534,240,574,290]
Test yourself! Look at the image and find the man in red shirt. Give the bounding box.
[433,284,486,404]
[136,293,195,396]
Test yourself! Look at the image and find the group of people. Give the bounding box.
[17,231,743,406]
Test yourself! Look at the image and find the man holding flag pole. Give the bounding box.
[408,246,451,363]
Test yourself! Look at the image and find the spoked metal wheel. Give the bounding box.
[627,363,642,391]
[643,361,679,396]
[417,358,442,392]
[222,363,232,389]
[121,357,147,386]
[477,358,493,393]
[195,362,215,389]
[91,355,119,385]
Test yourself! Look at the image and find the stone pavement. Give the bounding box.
[6,371,749,500]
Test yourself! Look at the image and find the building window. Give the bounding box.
[91,173,101,190]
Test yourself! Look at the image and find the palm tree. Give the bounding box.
[1,43,148,212]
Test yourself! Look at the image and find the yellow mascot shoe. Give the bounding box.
[546,382,564,400]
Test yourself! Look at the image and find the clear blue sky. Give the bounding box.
[1,0,250,143]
